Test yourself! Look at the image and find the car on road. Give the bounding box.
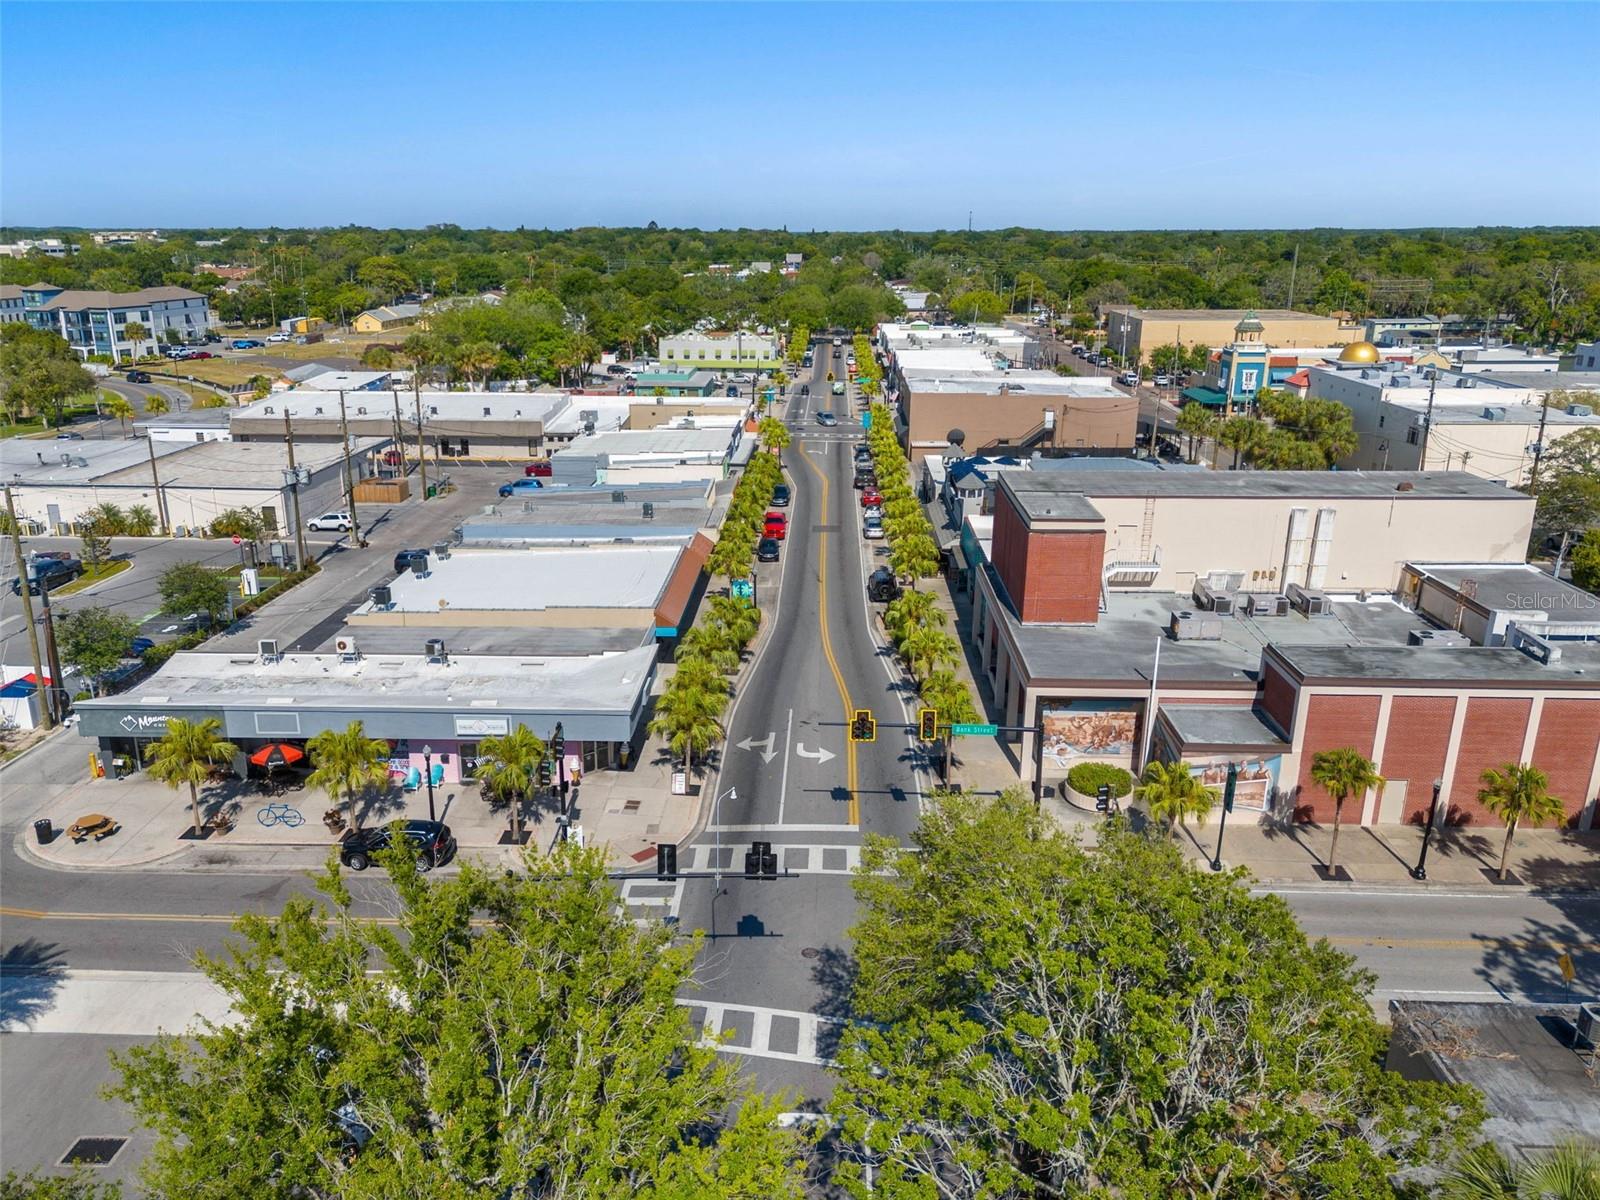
[498,478,543,497]
[756,537,781,563]
[863,514,885,539]
[339,819,457,872]
[860,487,882,508]
[763,511,787,540]
[67,813,120,844]
[1117,370,1140,386]
[867,565,901,602]
[307,511,353,533]
[770,483,791,507]
[832,337,842,346]
[800,384,810,396]
[267,332,293,343]
[126,636,156,657]
[1153,373,1171,387]
[54,430,84,440]
[816,411,837,426]
[393,549,428,574]
[125,370,152,383]
[523,459,553,477]
[10,554,83,596]
[232,339,264,349]
[187,350,215,360]
[831,381,845,396]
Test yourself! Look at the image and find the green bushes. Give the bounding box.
[706,445,784,580]
[1066,762,1134,800]
[233,562,319,620]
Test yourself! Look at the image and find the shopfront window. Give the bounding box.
[459,742,479,778]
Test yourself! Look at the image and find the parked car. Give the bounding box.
[11,554,83,595]
[125,370,152,383]
[267,332,293,343]
[860,487,882,508]
[867,565,901,602]
[54,430,84,440]
[862,514,885,539]
[162,346,189,359]
[307,511,352,533]
[770,483,792,507]
[498,478,543,497]
[393,549,428,574]
[1117,370,1140,386]
[763,511,787,540]
[1153,373,1171,387]
[126,636,156,657]
[726,385,739,398]
[756,537,781,563]
[853,470,877,490]
[187,350,214,360]
[816,411,838,427]
[231,339,264,349]
[523,460,553,477]
[339,820,457,872]
[202,333,222,343]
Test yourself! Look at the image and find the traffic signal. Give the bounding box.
[551,721,564,762]
[850,709,876,743]
[744,839,778,880]
[537,757,552,790]
[1095,784,1111,813]
[656,842,678,880]
[917,707,938,741]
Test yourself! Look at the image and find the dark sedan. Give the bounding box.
[756,537,781,563]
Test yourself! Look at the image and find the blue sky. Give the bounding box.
[3,2,1596,231]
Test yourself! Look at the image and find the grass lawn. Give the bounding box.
[0,399,104,438]
[150,359,266,389]
[53,559,133,595]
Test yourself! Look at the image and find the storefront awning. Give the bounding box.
[1179,386,1228,408]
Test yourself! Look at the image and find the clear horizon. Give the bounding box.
[4,1,1598,231]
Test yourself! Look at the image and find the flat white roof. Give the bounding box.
[294,370,394,391]
[901,368,1125,397]
[98,437,388,486]
[559,427,736,458]
[236,390,573,424]
[1,434,188,484]
[369,545,681,613]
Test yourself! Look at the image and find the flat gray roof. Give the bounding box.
[1,434,188,484]
[560,427,734,457]
[133,408,233,430]
[95,437,387,488]
[1160,705,1289,749]
[306,624,650,657]
[1413,563,1600,619]
[1269,642,1600,685]
[1000,469,1524,520]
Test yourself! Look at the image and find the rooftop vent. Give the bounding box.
[258,638,280,662]
[483,406,491,416]
[1481,406,1507,422]
[432,540,450,560]
[611,490,625,503]
[356,406,367,415]
[335,635,360,661]
[314,406,324,415]
[1408,628,1471,648]
[1396,481,1416,492]
[369,584,392,609]
[425,638,447,663]
[1567,403,1595,417]
[642,501,655,519]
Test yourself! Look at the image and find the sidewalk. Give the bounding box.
[15,725,697,876]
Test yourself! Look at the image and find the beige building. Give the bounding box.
[896,368,1139,462]
[625,397,749,429]
[1101,307,1358,365]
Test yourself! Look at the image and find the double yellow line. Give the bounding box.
[796,444,860,825]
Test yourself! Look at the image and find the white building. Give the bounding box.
[1565,341,1600,372]
[1307,362,1600,485]
[659,328,780,370]
[550,426,743,487]
[0,238,74,258]
[19,282,212,359]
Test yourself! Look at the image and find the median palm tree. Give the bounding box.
[1478,763,1567,882]
[1309,746,1384,877]
[144,717,240,837]
[307,720,392,831]
[104,392,135,433]
[475,723,546,844]
[890,533,941,586]
[884,589,943,644]
[900,625,960,682]
[757,416,791,454]
[1135,759,1214,841]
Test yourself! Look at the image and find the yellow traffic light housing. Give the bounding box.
[851,709,876,743]
[917,707,938,741]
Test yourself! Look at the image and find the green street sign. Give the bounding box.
[950,723,999,736]
[730,578,754,600]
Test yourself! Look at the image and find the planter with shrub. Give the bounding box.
[1063,762,1134,811]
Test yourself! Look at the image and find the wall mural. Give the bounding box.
[1040,700,1139,769]
[1192,758,1280,812]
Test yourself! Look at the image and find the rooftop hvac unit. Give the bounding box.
[1576,1002,1599,1050]
[1408,628,1470,648]
[432,540,450,560]
[258,638,280,661]
[1567,403,1595,417]
[642,501,655,519]
[335,636,359,660]
[1481,407,1507,422]
[1192,580,1234,615]
[1285,582,1332,616]
[1168,610,1223,641]
[369,585,392,609]
[425,638,447,663]
[1244,593,1291,617]
[611,490,626,503]
[1508,624,1562,664]
[1455,376,1476,388]
[579,409,598,423]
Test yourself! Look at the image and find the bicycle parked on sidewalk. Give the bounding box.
[257,802,305,828]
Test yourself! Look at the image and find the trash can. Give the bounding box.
[426,485,437,499]
[33,819,53,845]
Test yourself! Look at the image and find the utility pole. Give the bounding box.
[336,390,362,547]
[413,390,429,500]
[37,572,65,725]
[146,434,169,535]
[1286,241,1300,311]
[3,485,53,730]
[1420,371,1439,470]
[1528,398,1552,492]
[283,407,308,569]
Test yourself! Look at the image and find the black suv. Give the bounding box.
[867,566,901,603]
[10,555,82,596]
[339,820,457,872]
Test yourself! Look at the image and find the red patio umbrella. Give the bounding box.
[249,743,305,769]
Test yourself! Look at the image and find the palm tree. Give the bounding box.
[706,595,760,648]
[125,504,157,537]
[1309,746,1384,876]
[757,416,791,453]
[1442,1139,1599,1200]
[919,670,979,724]
[1135,759,1214,841]
[900,625,959,682]
[475,723,546,843]
[1478,763,1566,882]
[649,669,725,774]
[884,589,943,643]
[121,321,149,366]
[454,340,500,389]
[890,534,941,586]
[678,625,739,674]
[1175,402,1218,463]
[104,392,135,433]
[142,392,170,417]
[144,717,240,837]
[307,720,392,831]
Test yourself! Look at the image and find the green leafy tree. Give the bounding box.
[705,594,760,649]
[158,561,229,627]
[144,716,240,837]
[945,289,1007,324]
[832,791,1484,1200]
[306,720,392,831]
[1570,527,1600,593]
[360,343,394,369]
[1310,746,1385,876]
[57,605,139,694]
[0,1167,124,1198]
[87,502,127,536]
[1175,401,1218,463]
[474,722,546,843]
[0,325,98,427]
[884,589,944,645]
[888,533,940,585]
[1477,762,1567,881]
[78,514,113,570]
[107,843,806,1200]
[1135,757,1214,839]
[209,506,265,547]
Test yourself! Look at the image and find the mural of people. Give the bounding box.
[1040,701,1138,769]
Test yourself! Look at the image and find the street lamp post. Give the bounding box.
[422,744,436,822]
[713,785,736,884]
[1209,761,1237,872]
[1411,779,1443,880]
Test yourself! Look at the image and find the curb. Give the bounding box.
[0,725,67,773]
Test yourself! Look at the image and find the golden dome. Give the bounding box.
[1338,341,1381,363]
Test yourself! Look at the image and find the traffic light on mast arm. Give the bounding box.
[917,707,938,741]
[850,709,876,743]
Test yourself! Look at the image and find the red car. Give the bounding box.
[763,511,787,540]
[187,351,214,359]
[860,488,882,508]
[524,460,553,477]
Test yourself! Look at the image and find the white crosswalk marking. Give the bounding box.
[617,876,685,925]
[677,843,863,875]
[684,998,847,1066]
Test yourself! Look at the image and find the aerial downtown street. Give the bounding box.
[2,2,1598,1196]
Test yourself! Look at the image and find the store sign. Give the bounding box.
[454,716,509,737]
[118,713,172,734]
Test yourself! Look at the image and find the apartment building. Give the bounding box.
[19,282,212,359]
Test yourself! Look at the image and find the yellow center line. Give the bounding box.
[796,445,859,825]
